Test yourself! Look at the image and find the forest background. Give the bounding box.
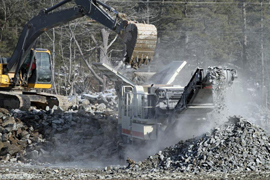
[0,0,270,114]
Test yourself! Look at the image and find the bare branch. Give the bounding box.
[44,32,53,42]
[91,34,98,45]
[108,34,118,49]
[85,47,96,52]
[70,30,103,83]
[108,49,122,54]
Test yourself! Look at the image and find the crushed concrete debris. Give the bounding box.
[0,100,119,164]
[0,90,119,164]
[69,89,118,118]
[129,116,270,173]
[1,85,270,179]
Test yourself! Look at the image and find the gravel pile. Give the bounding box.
[0,106,120,164]
[0,89,120,165]
[129,116,270,173]
[0,108,49,163]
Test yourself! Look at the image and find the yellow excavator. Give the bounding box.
[0,0,157,110]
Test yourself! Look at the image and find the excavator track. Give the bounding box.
[0,91,71,111]
[0,91,31,110]
[22,92,71,111]
[34,92,71,111]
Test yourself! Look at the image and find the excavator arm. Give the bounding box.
[7,0,157,86]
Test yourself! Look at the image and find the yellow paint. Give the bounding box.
[0,63,11,87]
[36,49,51,55]
[0,75,10,87]
[28,83,52,89]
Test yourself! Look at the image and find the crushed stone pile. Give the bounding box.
[0,107,120,164]
[69,89,118,118]
[129,116,270,173]
[0,108,43,163]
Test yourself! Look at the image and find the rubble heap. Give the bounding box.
[71,89,118,117]
[133,116,270,173]
[0,107,119,164]
[0,108,40,162]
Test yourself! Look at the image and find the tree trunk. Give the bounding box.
[260,1,266,107]
[69,79,74,96]
[0,0,7,40]
[99,28,118,91]
[51,27,58,94]
[242,2,247,69]
[49,0,58,94]
[68,36,72,85]
[100,29,108,91]
[70,30,103,84]
[100,28,110,65]
[147,0,149,24]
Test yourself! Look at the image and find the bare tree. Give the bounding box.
[91,28,118,65]
[91,28,118,90]
[242,2,247,69]
[260,1,267,107]
[69,26,103,85]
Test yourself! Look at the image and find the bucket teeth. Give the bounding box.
[123,22,157,69]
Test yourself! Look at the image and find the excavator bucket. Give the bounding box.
[123,22,157,69]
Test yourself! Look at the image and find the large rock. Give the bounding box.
[0,108,9,115]
[96,103,106,111]
[0,142,9,156]
[81,99,90,106]
[7,144,22,156]
[81,94,99,102]
[2,117,15,127]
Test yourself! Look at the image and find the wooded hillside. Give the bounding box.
[1,0,270,108]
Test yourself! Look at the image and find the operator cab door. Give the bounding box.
[122,86,133,118]
[27,49,52,89]
[120,86,133,136]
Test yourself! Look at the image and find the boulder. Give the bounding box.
[81,99,90,106]
[7,144,21,156]
[2,117,15,127]
[96,103,106,111]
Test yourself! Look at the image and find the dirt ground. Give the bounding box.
[0,162,269,179]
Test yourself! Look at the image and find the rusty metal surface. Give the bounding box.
[124,22,157,69]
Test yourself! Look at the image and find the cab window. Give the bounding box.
[36,52,51,83]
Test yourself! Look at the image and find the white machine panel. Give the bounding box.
[122,123,157,140]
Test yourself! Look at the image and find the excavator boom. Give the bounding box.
[7,0,157,85]
[0,0,157,110]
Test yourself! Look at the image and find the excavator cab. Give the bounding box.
[0,0,158,110]
[24,49,52,89]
